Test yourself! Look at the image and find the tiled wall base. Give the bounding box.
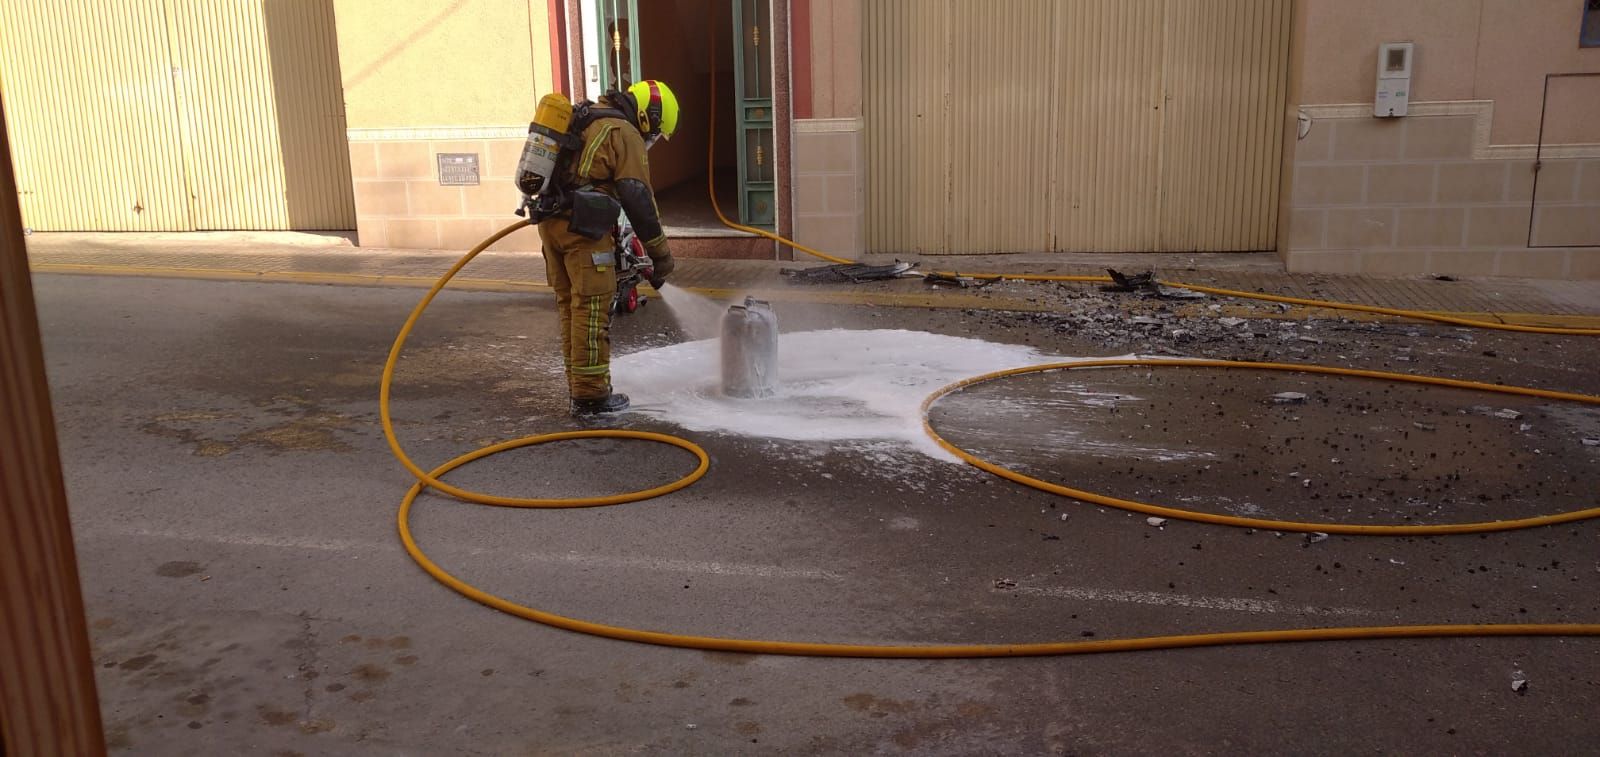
[348,137,539,252]
[348,137,774,258]
[1284,109,1600,280]
[792,119,865,259]
[1287,248,1600,279]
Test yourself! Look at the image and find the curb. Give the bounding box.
[30,262,1600,330]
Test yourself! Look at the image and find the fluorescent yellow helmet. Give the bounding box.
[626,80,679,142]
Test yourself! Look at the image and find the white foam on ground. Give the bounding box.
[614,328,1100,461]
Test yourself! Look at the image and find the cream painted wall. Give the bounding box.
[333,0,554,129]
[1298,0,1600,144]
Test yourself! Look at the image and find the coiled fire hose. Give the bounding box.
[383,219,1600,658]
[383,26,1599,654]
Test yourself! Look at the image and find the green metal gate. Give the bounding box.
[594,0,639,94]
[731,0,774,229]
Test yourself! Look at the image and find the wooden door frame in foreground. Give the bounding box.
[0,97,106,754]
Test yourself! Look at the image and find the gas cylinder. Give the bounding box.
[721,297,778,398]
[515,93,574,196]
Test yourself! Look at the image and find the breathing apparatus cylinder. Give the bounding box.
[721,297,779,398]
[515,93,574,197]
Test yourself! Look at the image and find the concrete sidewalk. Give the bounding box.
[24,230,1600,323]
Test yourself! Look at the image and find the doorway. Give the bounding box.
[583,0,763,233]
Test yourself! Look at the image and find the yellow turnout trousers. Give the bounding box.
[537,217,616,400]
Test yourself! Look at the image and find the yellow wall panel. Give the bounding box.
[0,0,193,231]
[865,0,1291,254]
[528,0,554,109]
[332,0,544,129]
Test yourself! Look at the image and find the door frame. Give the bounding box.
[1527,72,1600,249]
[564,0,792,250]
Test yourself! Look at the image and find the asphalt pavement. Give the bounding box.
[33,272,1600,755]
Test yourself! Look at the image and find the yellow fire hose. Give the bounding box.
[384,219,1600,658]
[378,219,709,509]
[387,28,1599,654]
[924,359,1600,536]
[706,181,1600,334]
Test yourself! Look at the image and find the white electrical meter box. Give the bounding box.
[1375,43,1414,117]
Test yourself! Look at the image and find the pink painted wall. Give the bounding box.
[1298,0,1600,144]
[806,0,861,119]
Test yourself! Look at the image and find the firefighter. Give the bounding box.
[538,80,678,415]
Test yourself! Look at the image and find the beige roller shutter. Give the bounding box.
[865,0,1291,254]
[167,0,355,230]
[947,0,1058,254]
[0,0,194,231]
[1158,0,1290,252]
[259,0,356,231]
[1050,0,1167,253]
[0,0,354,231]
[863,1,952,254]
[166,0,288,229]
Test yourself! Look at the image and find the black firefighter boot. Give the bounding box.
[571,393,630,415]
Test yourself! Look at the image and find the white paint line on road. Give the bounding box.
[1008,584,1374,617]
[469,547,847,582]
[82,527,371,554]
[82,526,844,582]
[82,526,1371,615]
